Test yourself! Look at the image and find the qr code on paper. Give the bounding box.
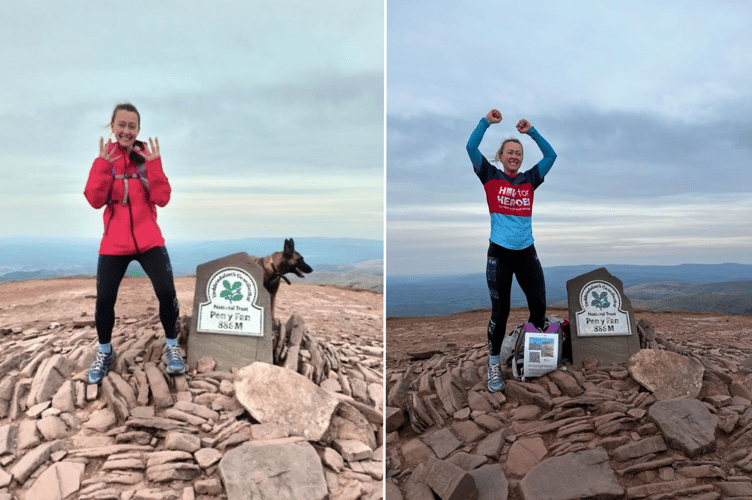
[529,351,541,363]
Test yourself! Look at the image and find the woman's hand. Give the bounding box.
[486,109,502,124]
[516,119,532,134]
[136,138,161,161]
[99,138,121,162]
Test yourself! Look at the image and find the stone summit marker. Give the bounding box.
[566,267,640,369]
[187,252,273,371]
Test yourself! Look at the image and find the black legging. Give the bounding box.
[486,242,546,356]
[95,246,179,344]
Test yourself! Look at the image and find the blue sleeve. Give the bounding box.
[527,126,557,178]
[466,117,490,174]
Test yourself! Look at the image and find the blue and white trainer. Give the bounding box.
[164,344,185,374]
[88,350,117,385]
[487,363,505,393]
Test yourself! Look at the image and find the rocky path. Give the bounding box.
[0,277,384,500]
[386,308,752,500]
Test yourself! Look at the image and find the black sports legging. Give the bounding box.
[95,246,179,344]
[486,242,546,356]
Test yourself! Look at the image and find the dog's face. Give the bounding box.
[283,238,313,277]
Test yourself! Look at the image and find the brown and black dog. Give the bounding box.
[251,238,313,320]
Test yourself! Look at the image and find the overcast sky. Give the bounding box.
[387,0,752,275]
[0,1,383,244]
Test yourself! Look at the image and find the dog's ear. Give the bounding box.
[284,238,294,257]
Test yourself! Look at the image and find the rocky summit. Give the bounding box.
[0,277,384,500]
[386,311,752,500]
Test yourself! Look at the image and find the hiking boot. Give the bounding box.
[487,363,505,393]
[164,344,185,374]
[88,350,117,384]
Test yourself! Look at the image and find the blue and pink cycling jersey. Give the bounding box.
[466,117,557,249]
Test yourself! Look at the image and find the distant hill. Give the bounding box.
[388,264,752,317]
[0,237,383,292]
[288,260,383,292]
[624,281,752,316]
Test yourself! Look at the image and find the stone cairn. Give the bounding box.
[0,310,383,500]
[386,317,752,500]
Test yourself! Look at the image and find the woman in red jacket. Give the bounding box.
[84,103,184,384]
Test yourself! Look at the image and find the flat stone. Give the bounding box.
[26,354,75,407]
[70,444,154,458]
[25,461,85,500]
[386,406,405,433]
[625,479,697,498]
[401,438,435,467]
[83,408,119,432]
[424,457,478,500]
[473,414,504,432]
[730,381,752,401]
[468,464,508,500]
[504,381,553,410]
[196,356,217,373]
[404,463,435,500]
[251,422,289,440]
[611,435,667,462]
[506,437,548,477]
[446,452,488,471]
[164,432,201,453]
[194,447,222,468]
[164,408,206,426]
[147,462,201,482]
[0,468,10,488]
[332,439,373,461]
[467,392,492,413]
[146,450,194,468]
[102,458,145,470]
[715,481,752,497]
[476,429,507,459]
[629,350,704,398]
[385,481,404,500]
[36,415,69,441]
[172,400,219,421]
[452,420,487,444]
[130,406,155,418]
[219,442,327,500]
[10,440,66,484]
[319,447,344,472]
[648,399,717,457]
[51,380,76,413]
[0,425,15,456]
[326,414,377,450]
[547,369,583,397]
[519,447,623,500]
[320,378,342,394]
[17,419,41,450]
[235,362,339,441]
[421,428,462,459]
[195,478,223,495]
[144,363,173,408]
[133,490,181,500]
[126,417,185,431]
[510,405,542,422]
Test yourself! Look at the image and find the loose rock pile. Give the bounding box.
[0,309,383,500]
[386,317,752,500]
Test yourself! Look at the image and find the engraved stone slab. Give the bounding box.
[187,253,272,371]
[567,267,640,369]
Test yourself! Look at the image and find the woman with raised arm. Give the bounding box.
[84,102,184,384]
[466,108,557,392]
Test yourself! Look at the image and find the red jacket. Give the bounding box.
[84,142,171,255]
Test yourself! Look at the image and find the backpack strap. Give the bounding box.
[108,166,150,205]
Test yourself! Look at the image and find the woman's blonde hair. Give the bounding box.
[494,137,523,163]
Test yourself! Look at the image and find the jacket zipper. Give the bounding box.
[123,152,141,254]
